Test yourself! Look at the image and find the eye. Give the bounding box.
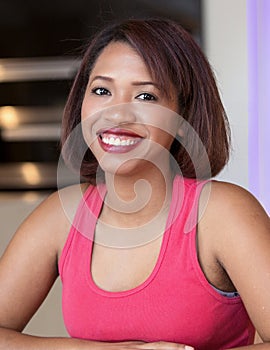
[91,87,111,96]
[136,93,157,101]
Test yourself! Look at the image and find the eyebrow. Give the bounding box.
[90,75,113,84]
[89,75,160,89]
[132,81,160,89]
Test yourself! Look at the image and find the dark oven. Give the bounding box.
[0,57,80,191]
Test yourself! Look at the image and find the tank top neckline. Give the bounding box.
[84,175,184,298]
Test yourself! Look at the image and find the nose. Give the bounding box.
[102,103,137,124]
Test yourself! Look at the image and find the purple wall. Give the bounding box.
[247,0,270,213]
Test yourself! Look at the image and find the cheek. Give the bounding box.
[81,94,102,122]
[80,106,97,150]
[144,113,178,148]
[81,96,92,122]
[147,127,175,151]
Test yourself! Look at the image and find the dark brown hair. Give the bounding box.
[61,18,230,183]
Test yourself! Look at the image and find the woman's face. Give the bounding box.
[81,41,180,177]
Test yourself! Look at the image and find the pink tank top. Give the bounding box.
[58,176,255,350]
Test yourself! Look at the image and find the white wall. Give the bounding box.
[202,0,249,188]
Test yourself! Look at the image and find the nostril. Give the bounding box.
[102,104,137,123]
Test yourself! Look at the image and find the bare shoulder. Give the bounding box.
[199,180,270,264]
[54,182,90,253]
[45,182,90,244]
[199,180,270,262]
[200,180,269,228]
[9,182,90,257]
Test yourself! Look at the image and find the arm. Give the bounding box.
[200,182,270,349]
[0,189,84,349]
[0,188,104,349]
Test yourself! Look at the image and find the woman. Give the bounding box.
[0,18,269,350]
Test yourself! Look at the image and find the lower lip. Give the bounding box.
[98,137,143,153]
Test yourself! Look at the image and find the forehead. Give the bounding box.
[88,41,177,101]
[89,41,152,78]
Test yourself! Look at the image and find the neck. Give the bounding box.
[103,163,174,227]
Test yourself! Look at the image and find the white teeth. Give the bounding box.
[109,137,115,144]
[114,138,121,145]
[101,135,139,146]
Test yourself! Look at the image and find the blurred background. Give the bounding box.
[0,0,268,338]
[0,0,202,193]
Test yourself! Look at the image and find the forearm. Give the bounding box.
[0,327,99,350]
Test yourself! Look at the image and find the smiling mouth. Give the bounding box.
[97,129,144,153]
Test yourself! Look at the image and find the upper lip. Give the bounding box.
[97,127,144,138]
